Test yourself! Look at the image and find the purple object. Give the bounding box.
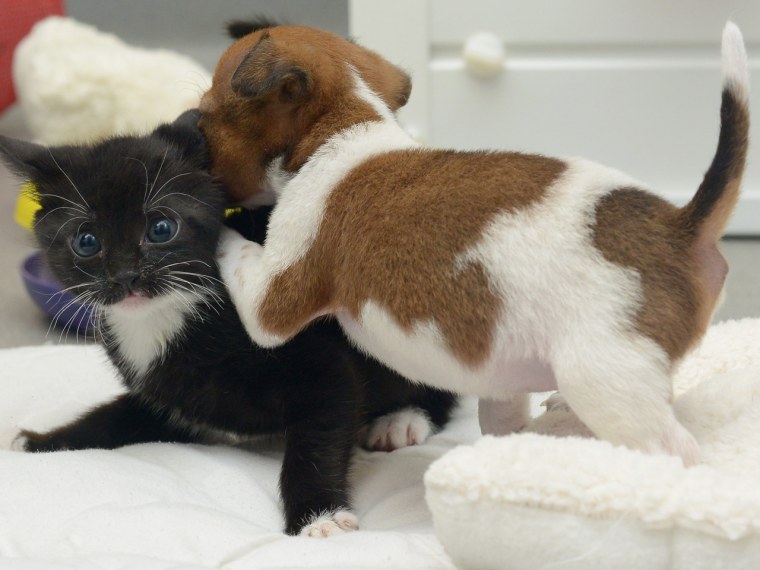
[20,251,96,334]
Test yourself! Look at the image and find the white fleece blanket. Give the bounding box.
[2,319,758,568]
[0,344,481,569]
[425,318,760,570]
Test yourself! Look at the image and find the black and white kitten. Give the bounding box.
[0,110,457,536]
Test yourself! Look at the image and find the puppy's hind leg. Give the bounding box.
[552,333,700,466]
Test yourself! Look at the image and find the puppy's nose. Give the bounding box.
[112,270,140,291]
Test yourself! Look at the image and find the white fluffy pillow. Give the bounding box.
[13,16,211,144]
[425,319,760,570]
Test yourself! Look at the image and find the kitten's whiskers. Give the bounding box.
[60,294,96,344]
[73,260,98,280]
[148,171,193,207]
[34,205,88,227]
[170,270,225,287]
[124,156,150,198]
[165,272,224,309]
[151,191,212,209]
[150,204,184,223]
[45,281,96,305]
[162,259,212,270]
[145,149,169,205]
[157,277,208,321]
[47,289,96,340]
[162,276,221,316]
[47,216,88,249]
[46,149,90,211]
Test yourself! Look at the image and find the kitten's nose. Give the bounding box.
[112,270,139,291]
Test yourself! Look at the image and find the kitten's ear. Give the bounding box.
[0,135,51,181]
[153,109,211,170]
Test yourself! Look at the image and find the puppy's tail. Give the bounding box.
[679,22,749,241]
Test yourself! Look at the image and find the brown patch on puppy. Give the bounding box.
[592,189,703,361]
[260,150,566,366]
[199,25,412,203]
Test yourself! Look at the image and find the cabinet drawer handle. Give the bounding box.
[463,31,505,78]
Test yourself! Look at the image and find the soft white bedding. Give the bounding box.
[4,319,759,569]
[426,318,760,570]
[0,344,479,569]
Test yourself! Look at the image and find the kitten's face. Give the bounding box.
[1,112,227,312]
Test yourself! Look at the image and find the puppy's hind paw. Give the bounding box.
[299,510,359,538]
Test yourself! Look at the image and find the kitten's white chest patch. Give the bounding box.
[104,291,199,377]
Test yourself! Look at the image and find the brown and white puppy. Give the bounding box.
[199,22,749,467]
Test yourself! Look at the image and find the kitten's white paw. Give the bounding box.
[364,407,432,451]
[300,510,359,538]
[10,434,28,452]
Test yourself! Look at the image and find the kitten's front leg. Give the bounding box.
[16,393,199,452]
[279,420,358,537]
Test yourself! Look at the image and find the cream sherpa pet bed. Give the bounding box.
[425,318,760,570]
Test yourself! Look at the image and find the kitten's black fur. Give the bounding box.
[0,111,457,535]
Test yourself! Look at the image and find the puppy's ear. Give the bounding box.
[394,72,413,111]
[153,109,211,169]
[0,135,54,182]
[226,17,281,39]
[230,33,311,104]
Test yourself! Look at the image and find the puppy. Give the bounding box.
[198,21,749,465]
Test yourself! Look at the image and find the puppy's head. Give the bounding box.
[199,23,411,203]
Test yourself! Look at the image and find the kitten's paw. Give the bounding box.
[364,407,432,452]
[12,430,69,452]
[10,433,29,452]
[300,510,359,538]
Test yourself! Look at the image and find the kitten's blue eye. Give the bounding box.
[147,217,178,243]
[72,232,100,257]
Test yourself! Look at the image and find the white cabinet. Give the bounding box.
[350,0,760,234]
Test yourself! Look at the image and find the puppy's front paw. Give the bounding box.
[363,407,432,451]
[217,226,261,261]
[299,510,359,538]
[217,227,263,285]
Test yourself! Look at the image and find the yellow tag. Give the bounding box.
[14,182,42,230]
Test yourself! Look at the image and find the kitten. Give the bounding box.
[0,110,457,536]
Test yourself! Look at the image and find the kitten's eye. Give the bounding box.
[72,232,101,257]
[146,217,178,243]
